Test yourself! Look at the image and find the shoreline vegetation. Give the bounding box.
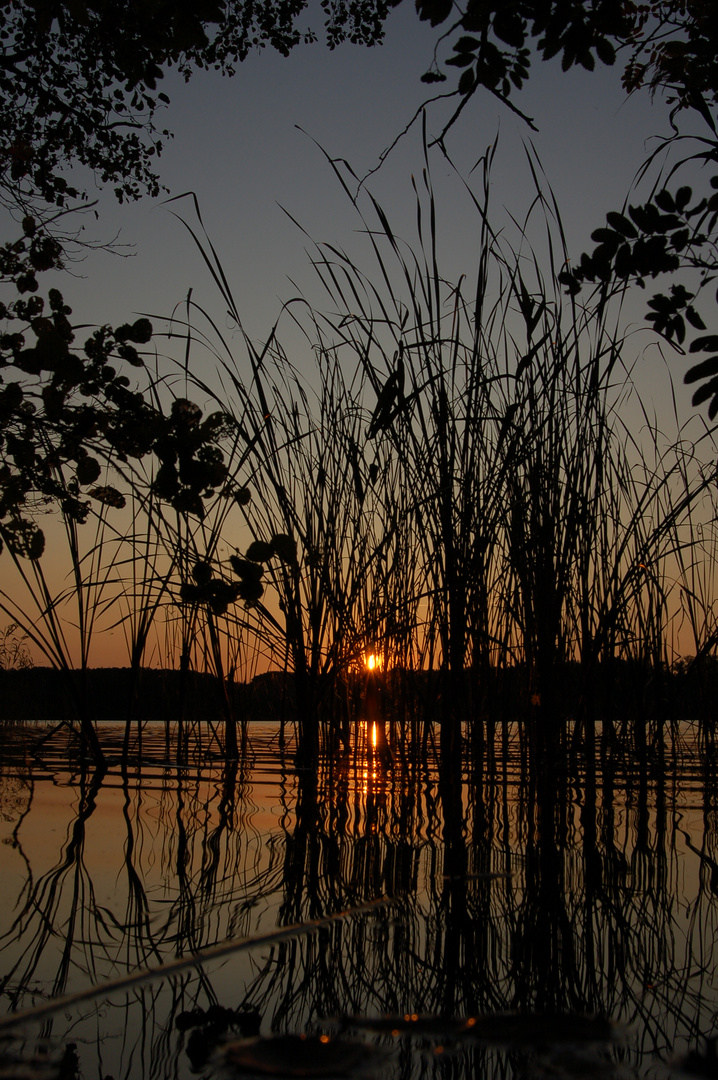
[1,659,716,755]
[2,146,717,774]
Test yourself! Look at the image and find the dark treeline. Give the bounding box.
[3,656,717,767]
[0,666,277,726]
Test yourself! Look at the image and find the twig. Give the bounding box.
[0,896,395,1032]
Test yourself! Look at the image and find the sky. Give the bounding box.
[6,3,712,668]
[55,2,686,404]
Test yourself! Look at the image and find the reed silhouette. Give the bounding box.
[1,139,715,777]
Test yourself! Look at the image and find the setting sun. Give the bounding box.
[366,653,377,671]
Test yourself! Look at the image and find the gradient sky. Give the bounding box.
[7,6,710,668]
[55,4,687,411]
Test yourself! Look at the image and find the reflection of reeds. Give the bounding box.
[0,769,107,1006]
[225,736,718,1073]
[2,725,717,1080]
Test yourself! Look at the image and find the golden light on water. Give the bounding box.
[361,722,380,794]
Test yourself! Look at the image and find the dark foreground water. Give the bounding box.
[0,719,716,1080]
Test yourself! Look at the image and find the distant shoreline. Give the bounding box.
[1,659,716,728]
[0,667,294,725]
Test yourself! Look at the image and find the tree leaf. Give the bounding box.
[458,67,477,94]
[606,211,638,239]
[685,355,718,384]
[246,539,274,562]
[691,377,718,408]
[689,335,718,353]
[2,519,45,560]
[76,456,102,485]
[685,306,706,330]
[89,485,126,508]
[271,533,298,564]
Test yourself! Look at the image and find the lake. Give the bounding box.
[0,718,716,1080]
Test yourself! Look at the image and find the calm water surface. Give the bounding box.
[0,719,716,1080]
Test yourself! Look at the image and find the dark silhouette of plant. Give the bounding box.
[135,137,717,774]
[0,258,247,763]
[7,0,713,233]
[559,176,718,417]
[0,279,241,551]
[0,0,397,638]
[0,623,32,669]
[0,0,389,222]
[367,1,718,419]
[6,1,718,431]
[155,199,414,764]
[1,290,149,556]
[414,2,716,147]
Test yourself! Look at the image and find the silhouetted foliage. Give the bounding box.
[0,0,391,219]
[0,274,237,561]
[0,0,393,572]
[558,174,718,417]
[417,1,716,125]
[408,2,718,418]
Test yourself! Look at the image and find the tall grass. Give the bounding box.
[279,138,717,764]
[0,481,129,762]
[2,137,716,769]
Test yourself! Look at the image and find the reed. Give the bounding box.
[3,140,716,773]
[247,135,717,764]
[114,135,715,772]
[0,480,131,762]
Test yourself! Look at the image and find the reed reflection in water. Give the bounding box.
[0,719,716,1080]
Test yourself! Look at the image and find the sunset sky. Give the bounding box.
[56,4,684,401]
[6,4,708,669]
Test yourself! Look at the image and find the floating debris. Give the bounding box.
[341,1014,474,1040]
[178,1004,261,1068]
[464,1012,621,1049]
[673,1039,718,1079]
[0,1044,79,1080]
[177,1004,261,1035]
[223,1034,386,1078]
